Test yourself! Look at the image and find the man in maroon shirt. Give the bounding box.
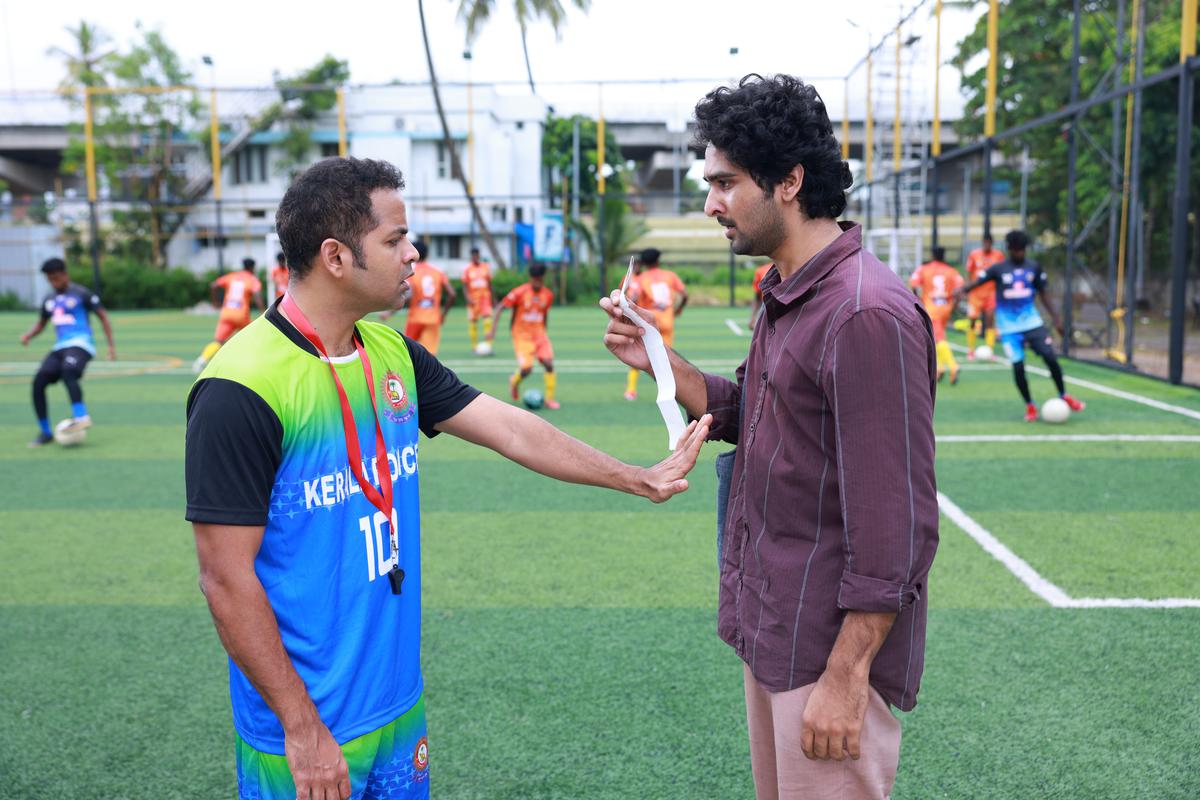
[601,74,939,799]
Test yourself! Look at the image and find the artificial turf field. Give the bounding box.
[1,304,1199,799]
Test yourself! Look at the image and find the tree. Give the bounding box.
[572,195,648,272]
[951,0,1195,300]
[456,0,590,94]
[273,56,352,180]
[541,113,627,210]
[55,22,202,267]
[418,0,508,269]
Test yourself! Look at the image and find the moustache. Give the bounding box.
[717,217,736,228]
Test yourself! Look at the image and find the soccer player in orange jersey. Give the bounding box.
[193,258,264,373]
[270,252,290,300]
[910,246,964,384]
[386,240,455,356]
[488,262,559,409]
[965,234,1004,358]
[750,262,773,329]
[462,247,495,351]
[623,248,688,401]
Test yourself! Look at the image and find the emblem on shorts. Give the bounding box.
[413,736,429,771]
[381,370,415,424]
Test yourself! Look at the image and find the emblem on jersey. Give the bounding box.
[381,370,415,424]
[413,737,429,771]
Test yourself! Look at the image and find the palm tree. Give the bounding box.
[456,0,590,95]
[417,0,508,269]
[47,21,116,96]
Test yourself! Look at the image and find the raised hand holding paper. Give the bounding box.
[618,257,688,450]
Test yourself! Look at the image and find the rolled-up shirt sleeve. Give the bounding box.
[699,359,746,445]
[823,308,938,614]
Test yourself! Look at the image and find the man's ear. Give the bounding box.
[317,239,348,279]
[777,163,805,205]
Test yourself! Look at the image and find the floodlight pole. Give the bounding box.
[1063,0,1082,355]
[1106,0,1126,353]
[1124,1,1147,365]
[571,117,580,272]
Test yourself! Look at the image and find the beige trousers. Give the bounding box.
[743,664,902,800]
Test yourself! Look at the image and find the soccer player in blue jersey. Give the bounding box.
[19,258,116,446]
[957,230,1086,422]
[185,157,711,800]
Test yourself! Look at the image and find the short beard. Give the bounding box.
[731,196,786,257]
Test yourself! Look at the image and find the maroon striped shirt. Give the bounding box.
[704,222,939,711]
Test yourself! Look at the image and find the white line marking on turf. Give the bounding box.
[947,343,1200,422]
[938,491,1200,608]
[725,319,746,336]
[937,434,1200,443]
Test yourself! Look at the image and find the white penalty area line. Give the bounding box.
[947,343,1200,422]
[725,319,747,336]
[937,434,1200,443]
[937,491,1200,609]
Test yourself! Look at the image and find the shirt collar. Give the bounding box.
[760,221,862,315]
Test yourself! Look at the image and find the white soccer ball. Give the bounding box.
[974,345,994,360]
[1040,397,1071,424]
[53,419,87,447]
[473,341,493,357]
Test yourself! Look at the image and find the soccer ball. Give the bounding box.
[1041,397,1071,424]
[974,345,994,360]
[473,341,493,357]
[53,419,87,447]
[522,389,544,410]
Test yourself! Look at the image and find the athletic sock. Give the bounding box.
[544,372,557,402]
[200,341,222,362]
[966,326,977,353]
[483,317,494,338]
[626,368,639,395]
[468,321,479,348]
[937,340,958,373]
[38,417,51,436]
[71,401,88,418]
[985,328,997,349]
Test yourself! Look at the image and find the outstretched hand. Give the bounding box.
[635,414,712,503]
[599,290,659,372]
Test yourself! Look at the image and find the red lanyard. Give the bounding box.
[280,294,403,594]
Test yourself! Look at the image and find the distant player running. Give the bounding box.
[623,248,688,401]
[19,258,116,447]
[957,230,1086,421]
[193,258,264,373]
[749,262,773,329]
[965,234,1004,358]
[488,263,559,409]
[910,246,964,384]
[383,240,455,356]
[462,247,494,351]
[270,252,290,300]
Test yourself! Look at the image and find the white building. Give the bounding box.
[167,84,547,276]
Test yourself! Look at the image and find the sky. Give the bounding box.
[1,0,983,122]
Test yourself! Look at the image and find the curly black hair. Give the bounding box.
[275,157,406,280]
[1005,230,1029,250]
[694,74,852,220]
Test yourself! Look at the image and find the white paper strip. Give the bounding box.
[618,257,688,450]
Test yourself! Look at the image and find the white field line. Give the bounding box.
[938,491,1200,609]
[937,434,1200,443]
[724,319,747,336]
[947,343,1200,422]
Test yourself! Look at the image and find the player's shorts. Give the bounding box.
[1001,326,1055,364]
[923,306,952,342]
[966,291,997,318]
[467,299,493,322]
[37,347,92,382]
[236,695,430,800]
[513,332,554,370]
[405,322,442,356]
[215,317,251,343]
